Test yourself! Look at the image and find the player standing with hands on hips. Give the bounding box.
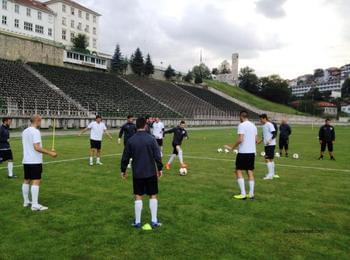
[79,115,112,166]
[121,117,163,229]
[318,119,336,160]
[22,115,57,211]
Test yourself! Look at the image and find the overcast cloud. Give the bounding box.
[79,0,350,78]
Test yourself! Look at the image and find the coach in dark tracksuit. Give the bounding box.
[121,117,163,228]
[118,115,137,146]
[0,118,16,178]
[319,119,336,160]
[279,120,292,157]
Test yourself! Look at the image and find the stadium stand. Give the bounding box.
[29,63,181,118]
[125,75,227,118]
[178,84,259,118]
[0,59,81,115]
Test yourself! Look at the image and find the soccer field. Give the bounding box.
[0,126,349,259]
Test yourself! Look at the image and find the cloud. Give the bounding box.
[255,0,287,18]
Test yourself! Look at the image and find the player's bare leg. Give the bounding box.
[90,148,96,165]
[247,170,255,199]
[234,170,246,199]
[96,149,102,165]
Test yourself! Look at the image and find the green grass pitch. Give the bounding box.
[0,126,349,259]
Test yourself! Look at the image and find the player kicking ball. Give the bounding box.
[79,115,112,166]
[164,121,188,170]
[225,111,258,200]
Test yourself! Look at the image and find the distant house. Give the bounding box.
[341,104,350,114]
[317,102,337,116]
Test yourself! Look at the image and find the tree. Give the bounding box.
[305,87,325,101]
[130,48,144,76]
[342,78,350,98]
[194,74,203,84]
[192,63,211,80]
[259,75,291,104]
[111,44,123,74]
[183,71,193,83]
[211,68,219,75]
[121,57,129,75]
[72,33,89,53]
[164,65,176,80]
[314,69,324,78]
[238,67,260,94]
[144,54,154,76]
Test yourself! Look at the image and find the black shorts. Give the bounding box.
[133,175,158,196]
[0,149,13,162]
[236,153,255,171]
[279,138,289,150]
[265,145,275,160]
[321,141,333,152]
[90,139,102,150]
[23,164,43,180]
[172,143,180,155]
[156,139,163,147]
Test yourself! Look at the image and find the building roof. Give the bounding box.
[44,0,101,16]
[318,102,337,107]
[14,0,55,14]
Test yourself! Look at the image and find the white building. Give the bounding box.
[341,104,350,114]
[290,80,342,97]
[44,0,101,52]
[0,0,55,41]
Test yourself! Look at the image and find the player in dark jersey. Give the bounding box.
[118,115,137,146]
[164,121,188,170]
[279,119,292,157]
[0,117,17,178]
[318,119,336,160]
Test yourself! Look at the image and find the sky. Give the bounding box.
[79,0,350,79]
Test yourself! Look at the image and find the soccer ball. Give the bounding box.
[260,151,266,157]
[224,148,230,154]
[179,168,188,176]
[217,148,223,153]
[233,149,238,154]
[293,153,299,159]
[275,152,280,158]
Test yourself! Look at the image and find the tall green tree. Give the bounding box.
[192,63,211,80]
[144,54,154,76]
[164,65,176,80]
[183,71,193,82]
[238,67,259,94]
[111,44,123,74]
[72,33,89,53]
[342,78,350,98]
[130,48,144,76]
[121,57,129,75]
[259,75,291,104]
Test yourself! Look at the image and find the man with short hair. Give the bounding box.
[225,111,258,200]
[259,114,279,180]
[152,117,165,157]
[118,115,137,146]
[22,115,57,211]
[319,119,336,160]
[279,119,292,157]
[164,121,188,170]
[145,116,154,134]
[121,117,163,229]
[0,117,17,178]
[79,115,112,166]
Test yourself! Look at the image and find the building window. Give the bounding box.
[1,15,7,25]
[85,25,89,33]
[62,4,66,12]
[2,0,7,10]
[35,25,44,34]
[93,27,96,35]
[38,11,42,20]
[24,22,33,31]
[62,17,66,26]
[93,15,96,23]
[48,28,52,36]
[77,22,82,30]
[14,19,19,28]
[71,20,74,28]
[70,32,75,42]
[71,7,74,15]
[62,29,66,40]
[26,8,31,17]
[78,10,82,18]
[93,38,97,49]
[86,13,90,20]
[14,4,19,13]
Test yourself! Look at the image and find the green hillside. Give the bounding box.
[206,80,303,115]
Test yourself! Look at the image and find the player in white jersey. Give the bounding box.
[225,111,258,200]
[259,114,279,180]
[22,115,57,211]
[152,117,165,157]
[79,115,113,166]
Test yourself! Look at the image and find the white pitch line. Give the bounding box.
[1,153,349,173]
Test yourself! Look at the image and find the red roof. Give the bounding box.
[44,0,101,16]
[318,102,336,107]
[14,0,55,14]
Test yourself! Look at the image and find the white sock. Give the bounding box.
[134,200,143,224]
[96,157,100,163]
[31,185,40,207]
[178,148,184,164]
[149,198,158,223]
[168,154,176,165]
[272,161,275,175]
[160,147,163,158]
[8,162,13,177]
[237,178,246,196]
[249,180,255,197]
[89,157,93,163]
[267,162,273,177]
[22,184,30,204]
